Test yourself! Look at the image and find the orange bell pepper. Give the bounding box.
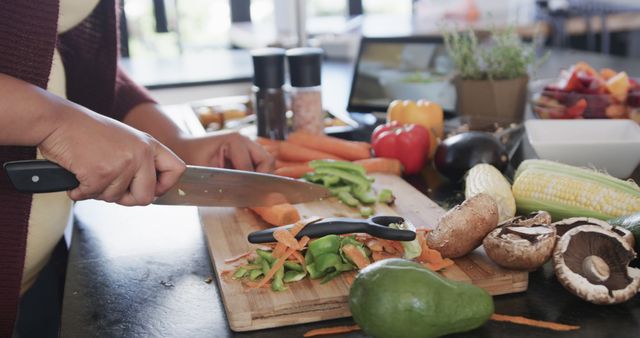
[386,99,444,159]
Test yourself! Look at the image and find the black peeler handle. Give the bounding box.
[3,160,79,193]
[247,216,415,243]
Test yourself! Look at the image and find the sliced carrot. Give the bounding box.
[288,131,371,161]
[372,251,401,262]
[278,141,344,162]
[275,160,307,169]
[342,244,370,270]
[364,239,384,252]
[303,325,361,337]
[223,251,253,264]
[273,228,300,250]
[416,231,444,264]
[354,157,403,176]
[291,250,307,270]
[425,258,455,272]
[250,203,300,227]
[490,314,580,331]
[272,218,315,258]
[274,164,314,178]
[344,272,356,286]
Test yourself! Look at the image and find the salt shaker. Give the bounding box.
[286,47,324,135]
[251,48,288,140]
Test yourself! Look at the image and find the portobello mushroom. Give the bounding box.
[552,217,635,249]
[553,224,640,305]
[483,213,556,271]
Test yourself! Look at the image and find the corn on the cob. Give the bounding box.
[513,160,640,220]
[465,163,516,222]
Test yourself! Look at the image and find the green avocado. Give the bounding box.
[609,212,640,252]
[349,259,493,338]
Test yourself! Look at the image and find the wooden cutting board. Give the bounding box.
[200,174,528,332]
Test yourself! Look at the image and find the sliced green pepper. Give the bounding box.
[378,188,396,205]
[329,185,351,196]
[337,191,359,207]
[359,206,374,218]
[314,167,371,190]
[249,269,263,281]
[284,261,304,272]
[320,270,343,284]
[261,259,271,276]
[304,250,314,265]
[352,186,376,205]
[306,263,323,279]
[256,249,275,264]
[283,270,307,283]
[271,266,287,292]
[309,160,367,176]
[308,235,341,260]
[315,253,342,272]
[232,267,248,279]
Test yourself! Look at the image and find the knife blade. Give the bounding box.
[3,160,331,207]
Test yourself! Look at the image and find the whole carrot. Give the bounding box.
[278,142,343,162]
[354,158,403,176]
[274,164,313,179]
[287,131,371,161]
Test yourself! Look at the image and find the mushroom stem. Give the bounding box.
[582,255,610,283]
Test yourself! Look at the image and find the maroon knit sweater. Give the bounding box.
[0,0,155,335]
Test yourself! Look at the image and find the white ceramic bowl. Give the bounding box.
[525,119,640,178]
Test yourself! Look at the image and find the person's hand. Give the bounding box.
[39,105,186,206]
[175,132,275,173]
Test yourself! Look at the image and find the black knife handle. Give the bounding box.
[3,160,79,193]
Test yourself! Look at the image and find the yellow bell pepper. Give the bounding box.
[386,100,444,158]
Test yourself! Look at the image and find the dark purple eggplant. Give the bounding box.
[434,131,509,181]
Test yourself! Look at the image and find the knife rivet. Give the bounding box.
[31,175,40,183]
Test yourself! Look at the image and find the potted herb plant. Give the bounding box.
[443,28,543,124]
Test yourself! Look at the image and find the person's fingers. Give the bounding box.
[67,166,118,201]
[153,142,186,195]
[227,140,255,171]
[96,170,135,202]
[118,149,156,206]
[248,142,275,173]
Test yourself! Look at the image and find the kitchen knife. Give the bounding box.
[3,159,331,207]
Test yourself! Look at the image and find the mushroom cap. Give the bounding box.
[553,224,640,305]
[552,217,636,249]
[483,225,556,271]
[497,211,552,228]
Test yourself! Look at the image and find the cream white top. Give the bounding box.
[22,0,100,292]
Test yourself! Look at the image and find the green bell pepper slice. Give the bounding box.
[308,235,341,260]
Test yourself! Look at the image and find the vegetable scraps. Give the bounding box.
[226,219,454,292]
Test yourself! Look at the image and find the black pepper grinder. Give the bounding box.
[251,48,288,140]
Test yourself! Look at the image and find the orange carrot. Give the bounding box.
[364,239,384,252]
[425,258,455,272]
[274,164,313,178]
[288,131,371,161]
[303,325,361,337]
[256,137,279,147]
[273,228,300,250]
[278,141,344,162]
[490,314,580,331]
[275,160,306,169]
[342,244,370,270]
[273,218,316,258]
[250,203,300,227]
[291,250,307,270]
[223,251,252,264]
[372,251,401,262]
[354,158,403,176]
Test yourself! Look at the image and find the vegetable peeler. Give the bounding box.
[247,216,416,243]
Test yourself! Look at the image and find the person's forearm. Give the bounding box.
[123,102,188,154]
[0,73,69,146]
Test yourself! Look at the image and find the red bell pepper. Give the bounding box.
[370,122,430,175]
